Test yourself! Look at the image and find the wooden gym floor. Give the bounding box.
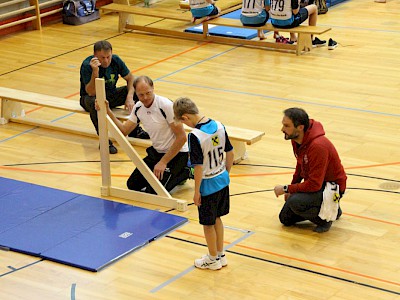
[0,0,399,299]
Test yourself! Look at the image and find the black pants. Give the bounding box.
[80,86,139,134]
[279,186,331,227]
[127,146,189,194]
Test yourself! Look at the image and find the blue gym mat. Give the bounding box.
[185,9,268,40]
[0,177,187,271]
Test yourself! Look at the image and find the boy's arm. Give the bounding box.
[225,150,234,173]
[193,165,203,206]
[292,0,300,14]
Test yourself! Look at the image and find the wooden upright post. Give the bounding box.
[95,78,112,196]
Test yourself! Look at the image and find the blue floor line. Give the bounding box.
[150,229,254,293]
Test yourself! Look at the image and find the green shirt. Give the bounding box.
[80,54,130,97]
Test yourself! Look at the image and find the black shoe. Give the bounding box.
[313,221,332,233]
[312,37,326,48]
[109,143,118,154]
[336,207,342,220]
[129,126,150,139]
[328,38,337,50]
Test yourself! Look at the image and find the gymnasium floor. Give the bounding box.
[0,0,399,299]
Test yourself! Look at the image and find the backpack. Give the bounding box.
[315,0,328,14]
[62,0,100,25]
[300,0,328,14]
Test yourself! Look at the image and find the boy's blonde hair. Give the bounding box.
[173,97,199,120]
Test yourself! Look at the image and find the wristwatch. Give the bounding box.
[283,185,289,193]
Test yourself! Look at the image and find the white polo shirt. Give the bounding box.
[128,95,189,153]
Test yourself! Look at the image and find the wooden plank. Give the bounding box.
[125,24,205,41]
[10,116,153,147]
[101,3,192,22]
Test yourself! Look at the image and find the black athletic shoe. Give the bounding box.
[109,143,118,154]
[328,38,337,50]
[313,221,332,233]
[336,207,342,220]
[129,126,150,139]
[312,37,326,48]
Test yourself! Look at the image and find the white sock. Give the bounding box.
[208,254,217,261]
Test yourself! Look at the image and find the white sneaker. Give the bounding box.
[219,254,228,267]
[194,255,222,270]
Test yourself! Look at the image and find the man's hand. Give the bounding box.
[153,161,167,180]
[274,185,291,201]
[95,99,110,111]
[124,98,135,113]
[274,185,285,197]
[90,57,101,71]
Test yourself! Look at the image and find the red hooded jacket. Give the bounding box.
[287,119,347,194]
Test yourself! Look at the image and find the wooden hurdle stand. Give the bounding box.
[95,78,188,211]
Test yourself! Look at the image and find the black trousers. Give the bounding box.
[279,186,332,227]
[80,86,139,134]
[127,146,189,194]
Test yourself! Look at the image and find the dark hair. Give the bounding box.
[133,75,154,89]
[283,107,309,132]
[94,40,112,52]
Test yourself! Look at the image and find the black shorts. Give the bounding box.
[208,4,219,17]
[273,8,309,29]
[198,186,230,225]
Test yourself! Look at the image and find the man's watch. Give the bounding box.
[283,185,289,193]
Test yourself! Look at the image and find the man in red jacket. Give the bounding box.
[274,108,347,233]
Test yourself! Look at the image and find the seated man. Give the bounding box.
[80,40,149,155]
[101,75,192,194]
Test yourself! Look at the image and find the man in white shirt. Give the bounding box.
[103,75,191,194]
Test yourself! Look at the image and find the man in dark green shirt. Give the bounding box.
[80,40,149,154]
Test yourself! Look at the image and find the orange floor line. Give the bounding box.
[175,229,400,287]
[343,212,399,226]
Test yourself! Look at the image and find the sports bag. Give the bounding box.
[62,0,100,25]
[315,0,328,14]
[300,0,328,14]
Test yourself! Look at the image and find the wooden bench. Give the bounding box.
[101,4,330,55]
[203,18,331,55]
[0,87,152,148]
[0,87,264,163]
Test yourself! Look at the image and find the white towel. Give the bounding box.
[318,182,340,221]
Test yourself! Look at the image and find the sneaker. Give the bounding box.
[219,254,228,267]
[336,207,342,220]
[194,255,222,270]
[109,143,118,154]
[276,36,291,44]
[312,37,327,47]
[129,126,150,139]
[328,38,337,50]
[313,221,332,233]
